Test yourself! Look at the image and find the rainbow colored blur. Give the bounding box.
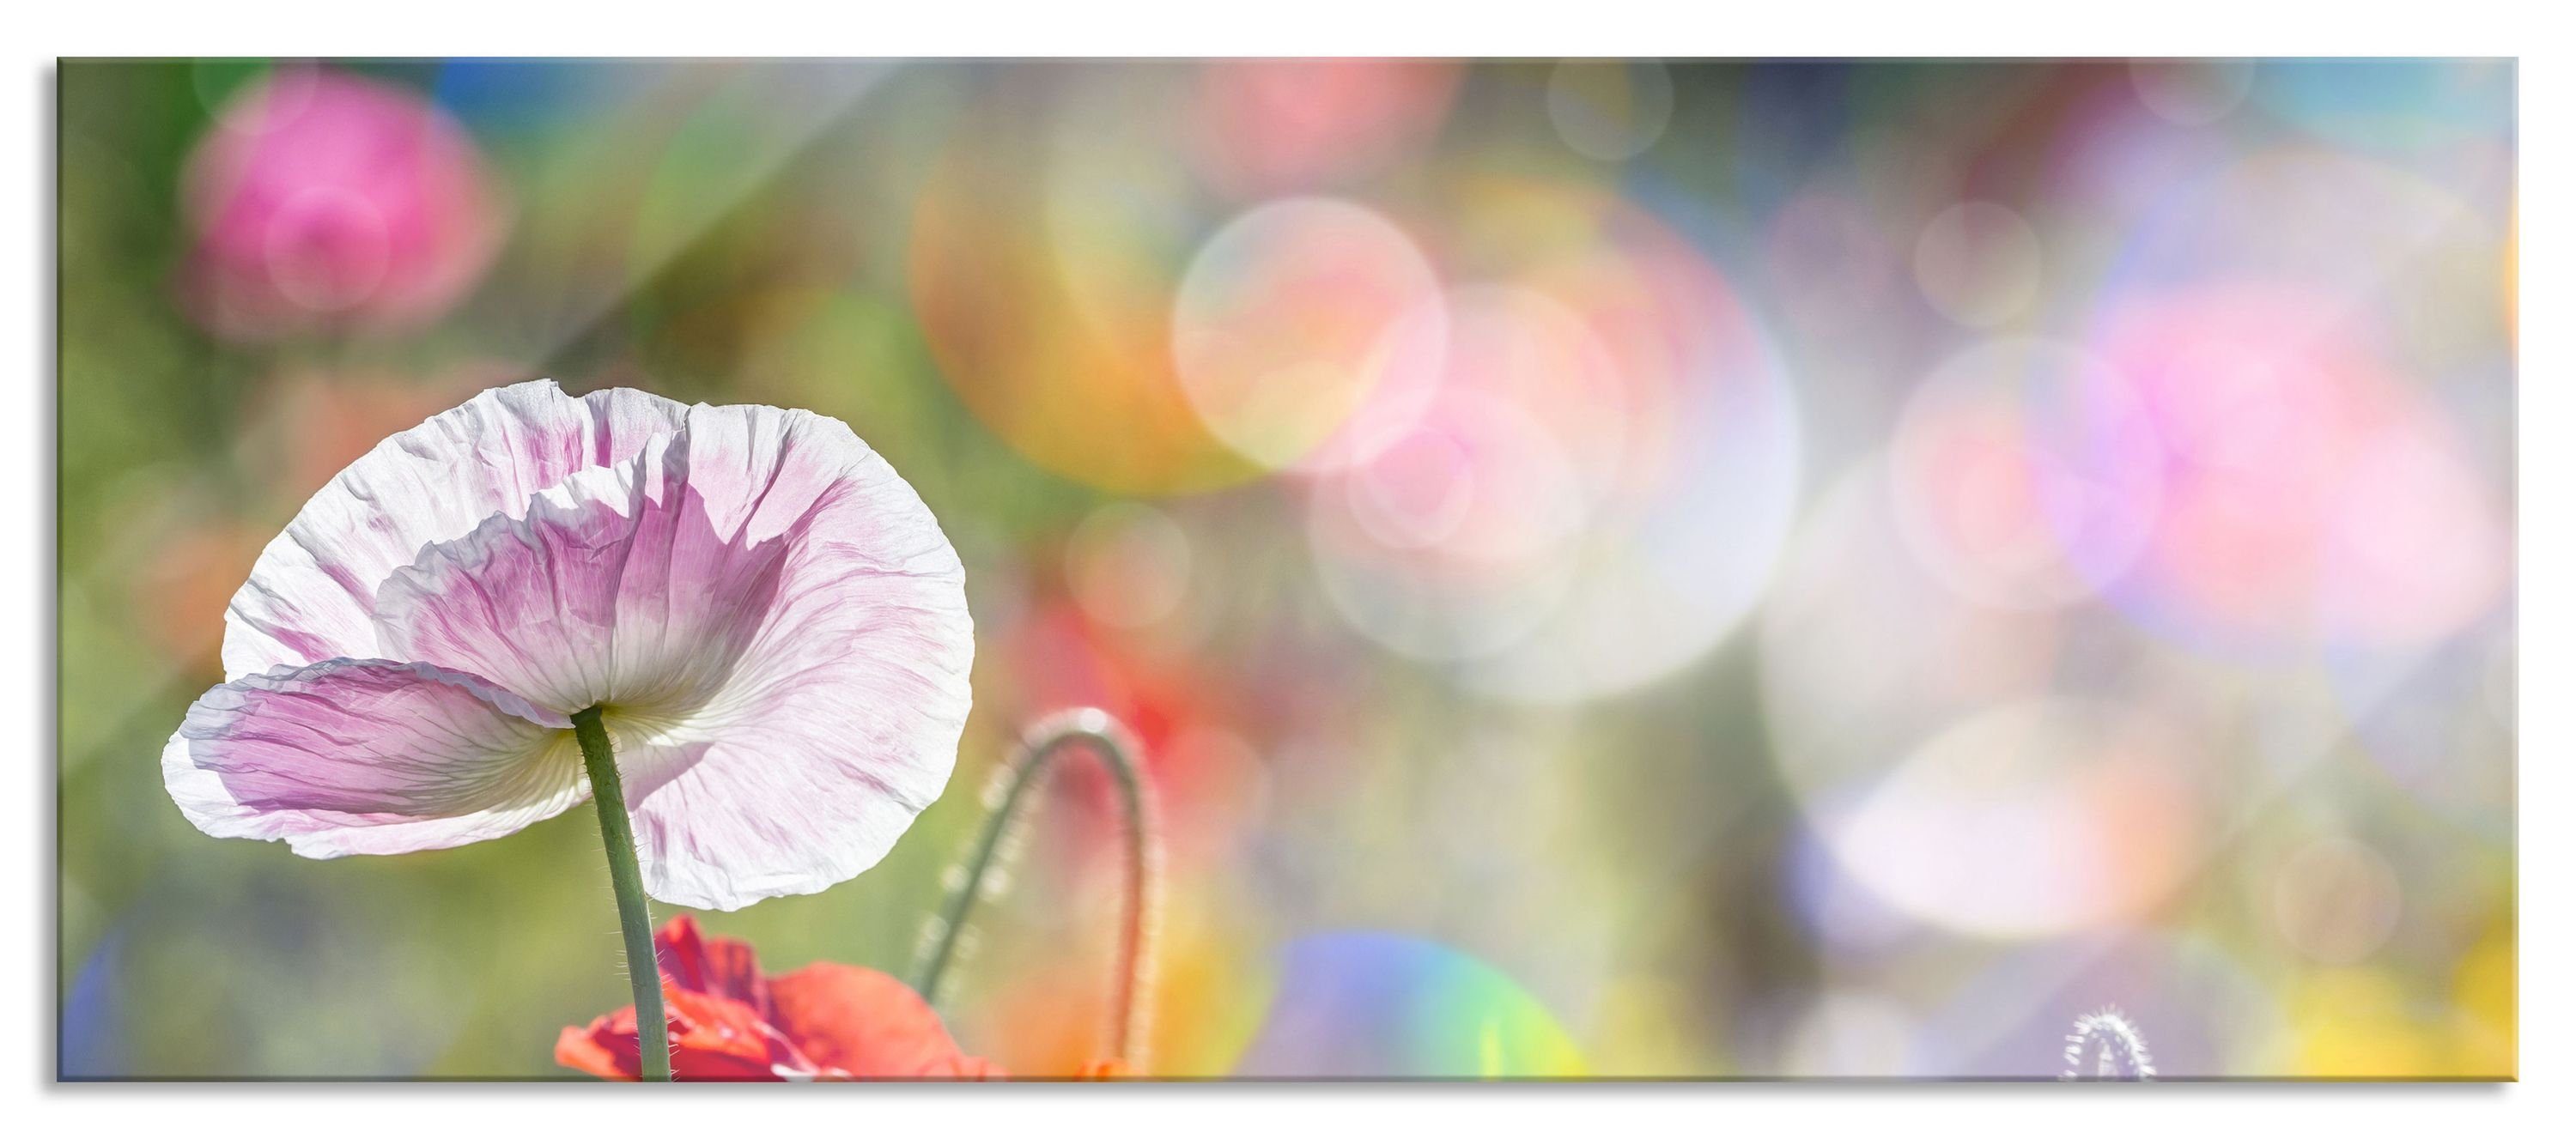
[58,58,2513,1079]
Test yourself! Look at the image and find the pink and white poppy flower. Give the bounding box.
[161,379,975,911]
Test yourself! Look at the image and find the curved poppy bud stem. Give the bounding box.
[572,706,672,1081]
[2061,1007,2156,1081]
[914,708,1163,1071]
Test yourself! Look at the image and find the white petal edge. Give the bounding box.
[222,379,690,680]
[617,403,974,910]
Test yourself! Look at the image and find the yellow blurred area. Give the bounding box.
[2286,948,2513,1080]
[908,82,1263,495]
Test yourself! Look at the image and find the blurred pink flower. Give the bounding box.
[179,67,507,341]
[161,380,975,910]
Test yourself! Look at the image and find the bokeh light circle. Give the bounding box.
[1302,181,1803,701]
[1188,60,1462,199]
[2269,837,2403,966]
[1887,337,2162,611]
[1065,501,1195,630]
[2129,60,2256,126]
[2075,282,2507,656]
[1822,699,2198,939]
[1230,932,1586,1077]
[1340,385,1589,563]
[1913,201,2043,327]
[1309,381,1590,663]
[1171,197,1448,473]
[908,70,1261,495]
[1546,60,1676,162]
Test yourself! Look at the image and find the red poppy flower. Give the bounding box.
[556,916,1002,1081]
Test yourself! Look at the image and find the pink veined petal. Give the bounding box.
[368,402,974,909]
[367,433,791,717]
[162,658,584,857]
[222,379,689,681]
[626,405,973,910]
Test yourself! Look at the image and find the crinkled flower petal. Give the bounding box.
[161,658,581,857]
[365,434,782,716]
[363,400,972,909]
[222,381,688,679]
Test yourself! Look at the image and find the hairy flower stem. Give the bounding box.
[573,706,671,1082]
[914,709,1163,1069]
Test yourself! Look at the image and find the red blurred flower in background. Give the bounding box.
[558,916,1000,1081]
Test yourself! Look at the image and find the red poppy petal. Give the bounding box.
[653,915,772,1014]
[555,1020,636,1081]
[662,986,799,1080]
[556,987,806,1081]
[764,962,999,1078]
[556,1004,657,1081]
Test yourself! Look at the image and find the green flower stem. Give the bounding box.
[573,706,671,1082]
[915,709,1163,1068]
